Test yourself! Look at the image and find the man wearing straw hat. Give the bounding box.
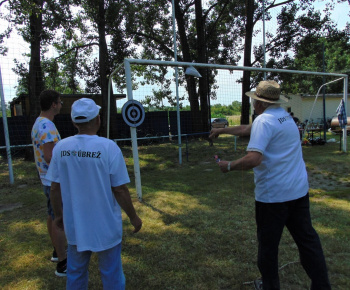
[210,80,331,290]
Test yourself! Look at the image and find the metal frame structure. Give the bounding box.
[1,59,347,190]
[122,58,348,201]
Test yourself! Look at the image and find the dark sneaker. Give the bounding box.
[254,278,263,290]
[51,249,59,262]
[55,258,67,277]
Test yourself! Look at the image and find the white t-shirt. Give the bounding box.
[247,106,308,203]
[46,135,130,252]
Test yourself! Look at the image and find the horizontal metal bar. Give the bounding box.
[113,132,211,142]
[125,58,348,78]
[0,144,32,150]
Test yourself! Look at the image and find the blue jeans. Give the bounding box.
[66,243,125,290]
[255,193,331,290]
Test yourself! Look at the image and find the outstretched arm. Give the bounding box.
[209,124,252,139]
[217,151,263,173]
[112,184,142,233]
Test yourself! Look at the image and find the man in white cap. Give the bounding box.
[209,81,331,290]
[46,98,142,289]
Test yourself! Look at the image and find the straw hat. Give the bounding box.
[245,80,288,104]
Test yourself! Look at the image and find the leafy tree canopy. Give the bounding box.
[266,26,350,95]
[211,101,242,117]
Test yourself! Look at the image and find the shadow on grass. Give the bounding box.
[0,211,66,289]
[120,138,350,289]
[1,138,349,289]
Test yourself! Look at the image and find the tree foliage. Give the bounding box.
[284,28,350,94]
[1,0,77,120]
[248,1,350,96]
[122,0,246,131]
[211,101,242,117]
[1,0,348,129]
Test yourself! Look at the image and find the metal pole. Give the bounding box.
[124,60,142,201]
[107,64,123,139]
[0,66,14,184]
[172,0,182,164]
[124,58,348,152]
[305,77,344,141]
[322,43,327,141]
[262,0,266,80]
[125,58,347,78]
[343,77,348,152]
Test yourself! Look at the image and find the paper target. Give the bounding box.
[122,100,145,127]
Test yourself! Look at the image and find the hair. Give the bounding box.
[73,115,99,130]
[39,90,60,111]
[255,99,279,108]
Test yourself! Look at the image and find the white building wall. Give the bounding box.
[281,94,349,124]
[282,95,303,121]
[250,94,349,125]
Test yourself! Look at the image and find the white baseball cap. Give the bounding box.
[71,98,101,123]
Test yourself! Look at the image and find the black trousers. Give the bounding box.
[255,193,331,290]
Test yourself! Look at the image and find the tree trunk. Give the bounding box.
[174,0,201,132]
[241,0,254,125]
[25,0,44,160]
[97,0,109,137]
[195,0,209,133]
[28,0,44,124]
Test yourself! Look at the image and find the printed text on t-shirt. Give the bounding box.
[277,115,292,124]
[60,150,101,158]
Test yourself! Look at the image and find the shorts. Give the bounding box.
[43,185,55,219]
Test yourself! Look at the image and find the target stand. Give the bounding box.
[121,100,145,201]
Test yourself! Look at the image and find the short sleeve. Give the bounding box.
[109,143,130,187]
[40,122,60,144]
[247,118,273,154]
[46,145,60,183]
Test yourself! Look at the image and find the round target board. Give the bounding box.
[122,100,145,127]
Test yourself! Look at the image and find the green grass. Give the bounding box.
[227,115,241,126]
[1,135,349,289]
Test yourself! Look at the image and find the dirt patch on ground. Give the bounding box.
[307,168,350,191]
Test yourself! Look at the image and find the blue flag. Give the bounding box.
[336,99,347,129]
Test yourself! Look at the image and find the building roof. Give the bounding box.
[300,93,348,99]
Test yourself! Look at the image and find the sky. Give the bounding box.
[0,0,349,106]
